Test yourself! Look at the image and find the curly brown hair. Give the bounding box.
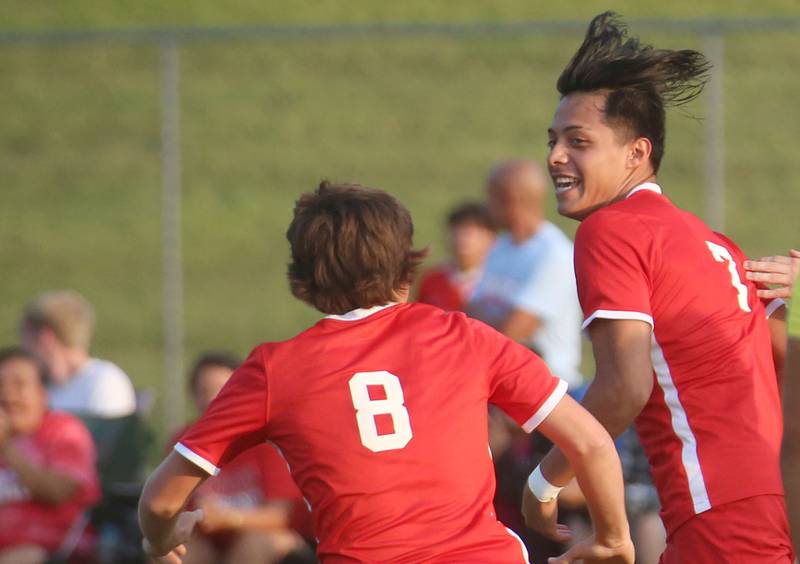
[286,181,427,315]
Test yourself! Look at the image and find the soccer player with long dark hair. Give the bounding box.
[522,12,794,563]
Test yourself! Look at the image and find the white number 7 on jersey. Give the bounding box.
[705,240,751,313]
[348,371,413,453]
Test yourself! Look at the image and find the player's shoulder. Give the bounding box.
[710,230,746,258]
[576,201,648,246]
[400,300,467,322]
[397,302,483,338]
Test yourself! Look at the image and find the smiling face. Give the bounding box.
[547,91,653,221]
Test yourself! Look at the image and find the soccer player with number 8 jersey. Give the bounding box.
[523,11,794,563]
[138,181,634,563]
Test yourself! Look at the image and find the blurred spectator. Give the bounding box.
[19,290,136,418]
[167,353,315,564]
[488,406,565,564]
[416,202,496,311]
[469,160,583,388]
[616,428,666,564]
[20,290,149,563]
[0,347,99,564]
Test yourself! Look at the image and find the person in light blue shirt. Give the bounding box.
[469,160,583,388]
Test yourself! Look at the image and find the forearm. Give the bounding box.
[0,443,78,504]
[530,395,631,547]
[539,372,646,486]
[139,503,184,554]
[138,452,207,554]
[538,425,627,543]
[568,435,629,543]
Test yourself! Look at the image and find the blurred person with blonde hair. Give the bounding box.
[19,290,136,418]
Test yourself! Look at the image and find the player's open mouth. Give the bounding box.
[553,176,580,195]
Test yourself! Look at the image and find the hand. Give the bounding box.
[143,541,187,564]
[548,533,635,563]
[744,249,800,299]
[142,509,204,562]
[521,485,572,543]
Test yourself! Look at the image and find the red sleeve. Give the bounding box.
[467,318,567,432]
[574,211,654,330]
[176,346,270,475]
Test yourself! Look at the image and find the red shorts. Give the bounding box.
[660,495,794,564]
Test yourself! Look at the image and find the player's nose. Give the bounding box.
[547,143,568,168]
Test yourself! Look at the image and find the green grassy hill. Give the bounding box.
[1,2,798,435]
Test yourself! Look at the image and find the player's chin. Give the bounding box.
[555,190,585,220]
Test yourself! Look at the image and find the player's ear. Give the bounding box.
[627,137,652,169]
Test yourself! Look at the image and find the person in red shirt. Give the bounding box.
[523,12,793,563]
[0,347,99,564]
[416,202,496,311]
[165,352,313,564]
[138,181,633,564]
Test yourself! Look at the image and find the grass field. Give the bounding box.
[1,2,799,439]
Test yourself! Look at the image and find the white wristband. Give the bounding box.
[527,465,563,502]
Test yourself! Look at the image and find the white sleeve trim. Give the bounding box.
[522,379,568,433]
[174,442,220,476]
[582,309,654,331]
[765,298,786,318]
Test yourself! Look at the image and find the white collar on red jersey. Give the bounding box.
[325,302,399,321]
[625,182,663,199]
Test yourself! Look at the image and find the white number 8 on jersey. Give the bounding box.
[348,371,413,452]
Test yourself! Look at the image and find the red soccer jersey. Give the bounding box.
[0,411,99,551]
[177,302,566,563]
[574,183,784,536]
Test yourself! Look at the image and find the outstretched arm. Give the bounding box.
[138,451,208,561]
[524,394,633,563]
